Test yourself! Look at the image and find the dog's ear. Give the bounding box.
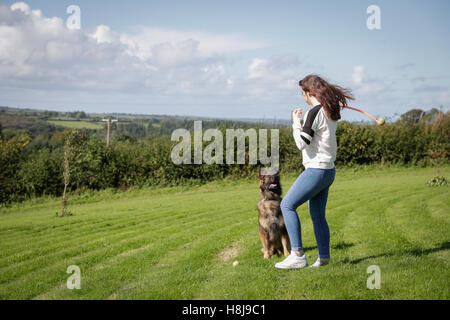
[267,166,280,176]
[257,160,263,179]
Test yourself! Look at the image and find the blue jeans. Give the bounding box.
[280,167,335,259]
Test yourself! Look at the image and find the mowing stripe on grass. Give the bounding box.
[0,207,245,289]
[108,220,251,299]
[0,166,448,299]
[0,206,227,268]
[36,218,251,299]
[0,189,252,257]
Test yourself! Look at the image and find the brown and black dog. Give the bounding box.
[257,167,291,259]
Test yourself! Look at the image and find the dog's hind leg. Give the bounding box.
[259,228,271,259]
[281,233,291,257]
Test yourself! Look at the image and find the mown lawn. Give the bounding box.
[0,166,448,300]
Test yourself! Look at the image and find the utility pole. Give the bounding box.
[102,118,118,146]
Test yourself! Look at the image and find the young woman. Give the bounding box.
[275,74,354,269]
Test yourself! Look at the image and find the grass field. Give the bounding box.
[0,166,448,300]
[48,120,104,130]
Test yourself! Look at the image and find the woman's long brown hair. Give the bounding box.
[299,75,354,121]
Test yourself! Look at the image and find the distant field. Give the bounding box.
[0,166,448,299]
[48,120,104,130]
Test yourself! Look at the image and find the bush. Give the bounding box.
[19,148,63,197]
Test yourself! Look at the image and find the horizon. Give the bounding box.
[4,104,443,125]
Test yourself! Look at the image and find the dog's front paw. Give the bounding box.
[263,252,270,259]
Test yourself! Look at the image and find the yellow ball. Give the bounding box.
[377,118,385,125]
[232,261,239,267]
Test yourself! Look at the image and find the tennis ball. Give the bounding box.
[232,261,239,267]
[377,118,385,125]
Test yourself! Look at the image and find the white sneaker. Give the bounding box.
[275,252,308,269]
[310,257,329,268]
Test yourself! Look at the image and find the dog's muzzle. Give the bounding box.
[268,183,278,190]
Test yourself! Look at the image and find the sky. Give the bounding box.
[0,0,449,121]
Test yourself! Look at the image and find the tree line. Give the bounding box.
[0,108,448,205]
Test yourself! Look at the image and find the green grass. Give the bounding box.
[0,166,448,300]
[48,120,104,130]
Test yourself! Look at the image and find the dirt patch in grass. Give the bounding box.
[216,242,239,262]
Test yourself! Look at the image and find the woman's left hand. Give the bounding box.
[292,108,303,119]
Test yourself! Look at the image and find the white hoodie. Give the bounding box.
[292,104,338,169]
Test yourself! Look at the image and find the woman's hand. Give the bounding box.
[292,108,303,119]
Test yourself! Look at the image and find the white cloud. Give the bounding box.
[0,1,275,97]
[246,54,301,99]
[91,25,118,44]
[351,65,386,96]
[352,65,365,85]
[249,55,300,81]
[10,2,31,14]
[150,39,201,68]
[119,27,269,61]
[46,40,81,62]
[248,58,268,79]
[0,1,305,115]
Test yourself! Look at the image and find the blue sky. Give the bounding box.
[0,0,449,121]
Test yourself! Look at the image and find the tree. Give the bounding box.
[75,111,87,119]
[423,108,440,123]
[60,130,88,216]
[400,109,424,124]
[0,134,30,203]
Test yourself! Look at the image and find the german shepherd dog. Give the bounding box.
[257,167,291,259]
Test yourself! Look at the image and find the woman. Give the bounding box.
[275,75,353,269]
